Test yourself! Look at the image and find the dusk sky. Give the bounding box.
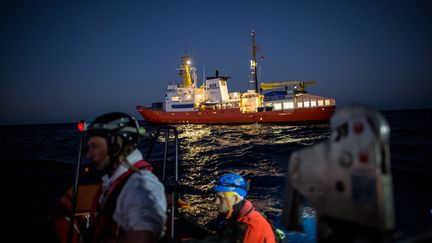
[1,1,431,125]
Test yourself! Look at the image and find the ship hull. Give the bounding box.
[136,105,336,124]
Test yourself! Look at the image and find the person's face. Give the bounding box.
[87,136,110,170]
[215,192,237,214]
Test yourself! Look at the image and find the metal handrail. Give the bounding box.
[145,126,179,240]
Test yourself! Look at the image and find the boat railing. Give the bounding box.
[144,126,179,240]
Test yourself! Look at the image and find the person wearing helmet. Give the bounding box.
[85,112,167,242]
[213,173,278,243]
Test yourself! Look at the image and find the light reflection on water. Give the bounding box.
[172,123,331,234]
[143,123,330,241]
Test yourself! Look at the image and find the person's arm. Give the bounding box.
[114,172,167,240]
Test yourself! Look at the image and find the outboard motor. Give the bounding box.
[281,105,395,242]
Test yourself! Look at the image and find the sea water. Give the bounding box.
[1,109,431,242]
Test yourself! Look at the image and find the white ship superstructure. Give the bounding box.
[138,31,336,124]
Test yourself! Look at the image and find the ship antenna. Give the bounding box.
[202,64,206,87]
[250,30,259,93]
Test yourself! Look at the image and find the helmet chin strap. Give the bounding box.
[107,137,141,175]
[107,136,123,174]
[106,155,117,175]
[107,149,120,174]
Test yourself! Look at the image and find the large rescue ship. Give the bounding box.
[136,31,336,124]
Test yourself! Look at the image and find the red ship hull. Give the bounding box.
[136,105,336,124]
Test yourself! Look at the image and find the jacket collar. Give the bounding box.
[231,199,254,220]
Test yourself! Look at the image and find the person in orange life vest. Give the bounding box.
[86,112,167,242]
[213,173,277,243]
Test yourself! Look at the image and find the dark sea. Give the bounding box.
[1,109,431,242]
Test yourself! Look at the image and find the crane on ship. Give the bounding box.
[260,80,318,95]
[248,32,316,96]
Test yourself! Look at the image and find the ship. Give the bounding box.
[136,31,336,124]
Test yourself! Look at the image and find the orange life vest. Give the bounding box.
[236,200,276,243]
[89,160,153,242]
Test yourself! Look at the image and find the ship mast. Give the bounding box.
[249,31,259,93]
[178,54,196,88]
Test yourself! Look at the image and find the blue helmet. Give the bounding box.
[214,173,249,197]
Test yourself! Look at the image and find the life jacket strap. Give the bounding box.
[89,160,153,241]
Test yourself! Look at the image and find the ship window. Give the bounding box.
[274,103,282,110]
[325,99,331,106]
[318,100,324,106]
[311,100,317,107]
[283,102,294,109]
[304,101,310,107]
[297,102,303,108]
[171,96,180,102]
